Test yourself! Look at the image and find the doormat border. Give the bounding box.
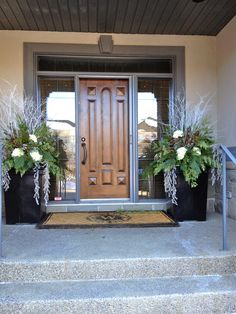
[37,210,179,229]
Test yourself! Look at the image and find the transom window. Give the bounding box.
[38,56,172,73]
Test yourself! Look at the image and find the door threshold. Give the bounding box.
[46,200,171,213]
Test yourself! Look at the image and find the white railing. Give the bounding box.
[220,144,236,251]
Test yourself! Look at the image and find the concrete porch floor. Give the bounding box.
[1,212,236,313]
[1,212,236,261]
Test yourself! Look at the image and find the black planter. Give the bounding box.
[152,172,166,198]
[4,170,45,224]
[168,170,208,222]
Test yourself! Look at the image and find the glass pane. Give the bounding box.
[39,78,76,201]
[38,56,172,73]
[138,78,171,199]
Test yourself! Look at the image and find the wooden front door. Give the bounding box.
[79,79,129,199]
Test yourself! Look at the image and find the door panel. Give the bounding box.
[79,79,129,199]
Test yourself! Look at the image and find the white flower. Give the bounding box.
[30,150,43,162]
[173,130,184,139]
[193,147,201,156]
[11,148,24,157]
[176,147,187,160]
[29,134,37,143]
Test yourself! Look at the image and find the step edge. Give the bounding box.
[1,254,236,265]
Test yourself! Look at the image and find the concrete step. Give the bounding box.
[46,200,171,213]
[1,255,236,282]
[1,275,236,313]
[1,215,236,313]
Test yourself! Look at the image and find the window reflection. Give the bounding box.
[138,78,171,199]
[39,78,76,201]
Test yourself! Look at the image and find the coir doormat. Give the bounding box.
[37,211,178,229]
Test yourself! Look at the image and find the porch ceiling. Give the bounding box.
[0,0,235,36]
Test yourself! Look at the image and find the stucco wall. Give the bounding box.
[215,17,236,220]
[216,16,236,146]
[0,31,217,123]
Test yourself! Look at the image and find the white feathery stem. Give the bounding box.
[2,170,11,191]
[164,167,178,205]
[33,165,40,205]
[0,81,43,141]
[43,163,50,206]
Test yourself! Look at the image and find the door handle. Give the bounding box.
[81,138,87,165]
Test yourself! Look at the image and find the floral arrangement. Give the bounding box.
[145,94,221,204]
[3,120,60,174]
[0,84,61,205]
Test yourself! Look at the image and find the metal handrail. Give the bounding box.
[220,145,236,164]
[0,144,2,257]
[220,144,236,250]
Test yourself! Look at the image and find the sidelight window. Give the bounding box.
[137,78,172,199]
[38,78,76,201]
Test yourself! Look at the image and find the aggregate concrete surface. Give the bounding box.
[1,213,236,314]
[1,213,236,261]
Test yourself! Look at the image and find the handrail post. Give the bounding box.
[0,144,2,257]
[222,151,228,250]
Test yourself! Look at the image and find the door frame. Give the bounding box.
[27,41,184,204]
[76,74,135,203]
[36,72,174,204]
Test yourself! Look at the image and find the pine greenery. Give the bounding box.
[144,94,221,204]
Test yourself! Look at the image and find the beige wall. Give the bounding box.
[0,30,217,124]
[216,16,236,146]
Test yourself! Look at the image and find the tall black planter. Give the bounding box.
[168,170,208,222]
[153,172,166,198]
[4,170,45,224]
